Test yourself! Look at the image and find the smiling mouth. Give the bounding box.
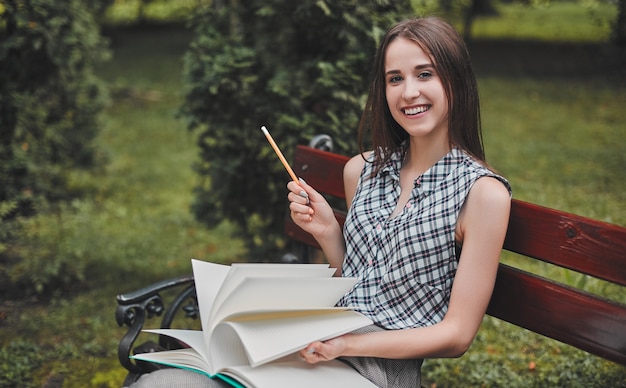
[404,106,430,115]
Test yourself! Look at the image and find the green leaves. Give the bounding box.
[0,0,109,296]
[0,0,109,212]
[180,0,411,258]
[0,340,43,388]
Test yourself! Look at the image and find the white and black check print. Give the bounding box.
[337,147,511,330]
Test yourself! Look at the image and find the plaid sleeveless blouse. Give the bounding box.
[337,147,510,329]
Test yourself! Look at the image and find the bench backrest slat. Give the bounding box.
[293,145,349,199]
[506,200,626,287]
[488,264,626,365]
[285,145,626,366]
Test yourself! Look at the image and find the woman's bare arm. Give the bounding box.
[287,152,369,273]
[300,176,511,361]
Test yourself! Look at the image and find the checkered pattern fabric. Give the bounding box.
[337,147,510,329]
[340,324,424,388]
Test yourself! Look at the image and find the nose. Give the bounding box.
[402,78,421,100]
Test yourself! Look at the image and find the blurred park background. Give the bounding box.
[1,0,625,386]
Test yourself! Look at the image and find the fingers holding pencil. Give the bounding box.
[297,178,311,206]
[287,180,314,220]
[261,125,326,223]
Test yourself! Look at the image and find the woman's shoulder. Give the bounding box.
[344,151,372,178]
[457,150,511,196]
[469,176,511,206]
[343,151,373,206]
[456,175,511,243]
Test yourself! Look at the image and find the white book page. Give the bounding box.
[191,260,232,335]
[142,329,210,366]
[220,359,378,388]
[209,264,336,326]
[210,277,358,332]
[230,263,334,272]
[210,310,372,368]
[205,322,250,375]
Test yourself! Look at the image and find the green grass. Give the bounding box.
[471,1,616,42]
[1,2,626,387]
[103,0,199,25]
[480,77,625,225]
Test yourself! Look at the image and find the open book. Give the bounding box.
[131,259,377,387]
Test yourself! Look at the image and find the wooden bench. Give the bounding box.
[116,143,626,386]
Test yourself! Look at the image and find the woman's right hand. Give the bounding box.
[287,178,339,240]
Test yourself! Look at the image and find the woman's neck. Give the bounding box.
[403,134,451,177]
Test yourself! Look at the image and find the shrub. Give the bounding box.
[180,0,411,258]
[0,340,42,388]
[0,0,109,209]
[0,0,109,291]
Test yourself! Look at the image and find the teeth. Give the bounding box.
[405,106,429,115]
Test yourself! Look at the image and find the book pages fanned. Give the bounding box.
[130,259,375,388]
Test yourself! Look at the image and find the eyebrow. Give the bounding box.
[384,63,435,77]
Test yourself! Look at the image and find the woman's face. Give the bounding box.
[384,38,449,142]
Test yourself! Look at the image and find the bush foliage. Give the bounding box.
[0,0,109,293]
[180,0,412,258]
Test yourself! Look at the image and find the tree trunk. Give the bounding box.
[229,0,240,39]
[615,0,626,46]
[463,0,498,42]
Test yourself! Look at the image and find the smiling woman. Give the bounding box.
[384,38,449,157]
[123,16,513,388]
[283,17,512,388]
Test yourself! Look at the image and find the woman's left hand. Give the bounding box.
[299,335,348,364]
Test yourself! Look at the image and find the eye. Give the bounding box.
[388,75,403,84]
[417,71,433,80]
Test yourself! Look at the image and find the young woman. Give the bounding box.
[286,17,511,387]
[131,17,510,388]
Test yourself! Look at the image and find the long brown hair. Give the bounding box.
[358,17,485,174]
